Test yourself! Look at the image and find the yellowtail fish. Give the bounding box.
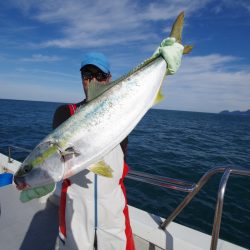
[14,12,192,190]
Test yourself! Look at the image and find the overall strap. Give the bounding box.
[59,179,71,242]
[68,104,77,116]
[119,162,135,250]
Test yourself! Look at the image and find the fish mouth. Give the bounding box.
[14,176,30,190]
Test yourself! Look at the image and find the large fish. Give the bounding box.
[14,12,192,190]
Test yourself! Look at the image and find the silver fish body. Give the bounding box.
[14,58,166,188]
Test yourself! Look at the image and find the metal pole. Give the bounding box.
[160,167,226,229]
[127,170,195,192]
[8,146,12,163]
[127,173,195,192]
[210,169,231,250]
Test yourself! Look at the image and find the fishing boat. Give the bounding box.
[0,146,249,250]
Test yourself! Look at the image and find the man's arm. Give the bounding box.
[53,105,71,129]
[120,137,128,159]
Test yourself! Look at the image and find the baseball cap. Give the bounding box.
[80,52,110,73]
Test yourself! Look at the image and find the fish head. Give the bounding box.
[14,141,65,190]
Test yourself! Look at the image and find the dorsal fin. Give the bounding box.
[86,81,116,102]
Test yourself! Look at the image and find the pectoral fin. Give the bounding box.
[153,88,164,105]
[89,160,113,178]
[20,183,55,203]
[61,146,81,157]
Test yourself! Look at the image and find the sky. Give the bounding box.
[0,0,249,113]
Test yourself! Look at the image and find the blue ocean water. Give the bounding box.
[0,99,249,248]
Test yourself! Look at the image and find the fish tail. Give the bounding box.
[170,11,184,44]
[170,12,194,54]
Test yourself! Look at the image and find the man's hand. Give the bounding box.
[153,37,184,75]
[20,183,55,203]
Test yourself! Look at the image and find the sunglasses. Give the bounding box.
[81,71,110,81]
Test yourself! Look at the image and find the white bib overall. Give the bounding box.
[58,145,135,250]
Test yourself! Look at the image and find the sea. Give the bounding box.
[0,98,249,249]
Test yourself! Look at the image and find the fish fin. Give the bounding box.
[87,81,115,102]
[153,88,165,105]
[61,146,81,157]
[169,12,193,55]
[89,160,113,178]
[87,81,106,101]
[169,11,184,44]
[20,183,55,203]
[183,45,193,54]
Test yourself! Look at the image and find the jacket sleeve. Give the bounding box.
[52,105,71,129]
[120,136,128,159]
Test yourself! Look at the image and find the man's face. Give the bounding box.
[81,65,111,98]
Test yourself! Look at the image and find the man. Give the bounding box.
[53,52,134,250]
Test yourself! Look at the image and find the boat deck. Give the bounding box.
[0,185,59,250]
[0,153,246,250]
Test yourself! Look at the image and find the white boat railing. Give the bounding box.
[7,145,32,163]
[128,167,250,250]
[5,145,250,250]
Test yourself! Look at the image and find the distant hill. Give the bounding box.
[220,109,250,116]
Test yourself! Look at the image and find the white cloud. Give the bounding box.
[0,71,82,103]
[0,81,82,103]
[156,54,250,113]
[212,0,250,14]
[14,68,79,79]
[1,1,249,113]
[7,0,212,48]
[1,53,249,113]
[21,54,62,62]
[223,0,250,12]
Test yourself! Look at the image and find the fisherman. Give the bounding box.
[53,52,134,250]
[18,37,184,250]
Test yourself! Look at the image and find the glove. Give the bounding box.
[153,37,184,75]
[20,183,55,203]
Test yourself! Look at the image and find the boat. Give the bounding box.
[0,146,249,250]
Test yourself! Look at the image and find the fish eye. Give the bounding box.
[23,165,32,174]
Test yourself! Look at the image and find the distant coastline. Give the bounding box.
[220,109,250,116]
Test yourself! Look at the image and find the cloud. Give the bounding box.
[1,1,249,113]
[15,68,79,79]
[0,80,82,103]
[6,0,212,48]
[0,69,82,103]
[20,54,62,62]
[1,52,249,113]
[212,0,250,14]
[156,54,250,113]
[224,0,250,12]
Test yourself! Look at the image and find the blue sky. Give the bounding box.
[0,0,249,113]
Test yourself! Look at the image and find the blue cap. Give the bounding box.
[80,52,110,73]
